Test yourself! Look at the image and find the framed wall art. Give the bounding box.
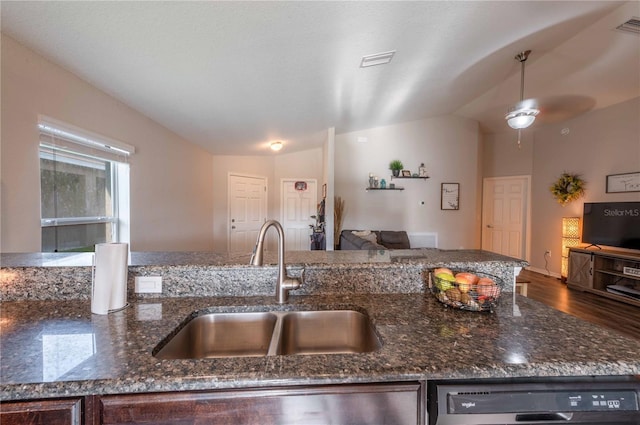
[441,183,459,210]
[606,172,640,193]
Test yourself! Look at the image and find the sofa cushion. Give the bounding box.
[379,231,411,249]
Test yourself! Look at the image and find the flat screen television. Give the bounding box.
[582,202,640,250]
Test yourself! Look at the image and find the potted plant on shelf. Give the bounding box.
[389,160,404,177]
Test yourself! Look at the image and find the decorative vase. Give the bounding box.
[392,169,400,177]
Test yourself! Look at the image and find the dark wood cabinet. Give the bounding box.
[2,382,423,425]
[99,382,424,425]
[0,398,83,425]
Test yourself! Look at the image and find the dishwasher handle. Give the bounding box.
[516,412,573,422]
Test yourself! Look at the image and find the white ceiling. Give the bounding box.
[2,1,639,155]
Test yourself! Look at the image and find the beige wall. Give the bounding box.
[482,131,534,178]
[335,115,482,249]
[1,34,214,252]
[483,97,640,275]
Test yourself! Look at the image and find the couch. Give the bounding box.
[339,230,411,250]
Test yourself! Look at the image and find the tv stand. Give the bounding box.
[584,244,602,250]
[568,247,640,307]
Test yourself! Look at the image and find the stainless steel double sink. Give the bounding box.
[154,309,382,359]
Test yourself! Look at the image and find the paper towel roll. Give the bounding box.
[91,243,129,315]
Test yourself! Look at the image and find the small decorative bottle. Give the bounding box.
[418,163,428,178]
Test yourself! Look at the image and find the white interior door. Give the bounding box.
[481,176,530,260]
[281,179,317,251]
[228,174,267,253]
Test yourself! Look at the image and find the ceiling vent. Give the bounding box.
[615,17,640,36]
[360,51,396,68]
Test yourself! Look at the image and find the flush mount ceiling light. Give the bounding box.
[270,140,283,151]
[360,50,396,68]
[505,50,539,130]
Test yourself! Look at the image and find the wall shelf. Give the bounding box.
[365,187,404,191]
[391,176,429,180]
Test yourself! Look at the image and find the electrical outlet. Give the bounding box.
[135,276,162,293]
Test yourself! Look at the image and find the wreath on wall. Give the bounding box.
[550,173,586,206]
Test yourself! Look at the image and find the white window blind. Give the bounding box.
[38,115,135,163]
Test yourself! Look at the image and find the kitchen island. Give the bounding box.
[1,250,639,424]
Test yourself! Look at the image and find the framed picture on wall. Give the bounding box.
[606,172,640,193]
[441,183,459,210]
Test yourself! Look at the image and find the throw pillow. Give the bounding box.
[352,230,378,243]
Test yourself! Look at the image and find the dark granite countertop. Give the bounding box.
[1,249,526,268]
[1,250,527,302]
[2,292,639,401]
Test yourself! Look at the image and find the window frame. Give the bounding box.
[38,117,133,252]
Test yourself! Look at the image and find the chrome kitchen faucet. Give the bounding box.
[249,220,302,303]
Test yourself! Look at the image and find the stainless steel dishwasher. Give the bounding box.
[427,377,640,424]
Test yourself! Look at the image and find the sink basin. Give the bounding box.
[154,312,278,359]
[277,310,382,355]
[154,310,381,359]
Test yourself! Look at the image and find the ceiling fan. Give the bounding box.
[504,50,596,148]
[505,50,539,147]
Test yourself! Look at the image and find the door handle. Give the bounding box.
[487,224,494,228]
[231,226,236,229]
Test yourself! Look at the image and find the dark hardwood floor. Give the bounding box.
[519,269,640,341]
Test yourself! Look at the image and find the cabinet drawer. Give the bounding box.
[0,398,83,425]
[100,382,423,425]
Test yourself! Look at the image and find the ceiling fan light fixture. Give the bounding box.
[505,49,540,131]
[506,109,539,129]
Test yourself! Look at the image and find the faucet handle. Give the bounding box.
[282,276,302,291]
[249,243,262,266]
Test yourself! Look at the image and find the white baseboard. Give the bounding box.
[525,266,561,279]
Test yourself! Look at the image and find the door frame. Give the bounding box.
[481,175,532,263]
[227,172,268,253]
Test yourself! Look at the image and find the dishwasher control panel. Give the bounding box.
[428,377,640,425]
[448,389,638,413]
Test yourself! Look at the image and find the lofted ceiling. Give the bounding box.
[2,1,639,155]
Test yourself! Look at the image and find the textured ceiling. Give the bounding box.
[2,1,639,155]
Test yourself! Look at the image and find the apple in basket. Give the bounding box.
[434,267,453,276]
[454,275,472,293]
[477,277,500,297]
[455,272,479,293]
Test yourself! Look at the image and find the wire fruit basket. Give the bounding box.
[429,269,502,313]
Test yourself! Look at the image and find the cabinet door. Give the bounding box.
[568,251,593,289]
[100,382,423,425]
[0,398,82,425]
